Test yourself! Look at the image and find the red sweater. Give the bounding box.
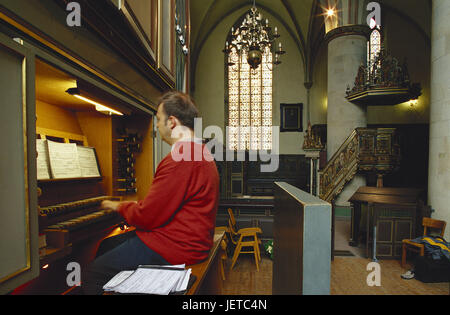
[118,141,219,265]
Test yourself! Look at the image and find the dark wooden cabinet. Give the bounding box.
[349,187,426,259]
[215,154,308,198]
[372,203,416,258]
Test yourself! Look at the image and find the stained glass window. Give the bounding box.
[368,28,381,73]
[227,46,273,151]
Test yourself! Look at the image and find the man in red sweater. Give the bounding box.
[83,91,219,294]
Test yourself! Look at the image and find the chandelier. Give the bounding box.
[223,0,285,70]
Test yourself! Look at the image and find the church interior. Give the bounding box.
[0,0,449,295]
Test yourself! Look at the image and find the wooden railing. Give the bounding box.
[319,128,400,203]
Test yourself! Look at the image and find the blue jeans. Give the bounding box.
[82,231,169,295]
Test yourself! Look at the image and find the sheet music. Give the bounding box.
[36,139,51,180]
[47,140,82,179]
[103,265,191,295]
[173,268,191,293]
[103,270,134,290]
[76,146,101,177]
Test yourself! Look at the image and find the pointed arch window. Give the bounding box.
[226,46,273,151]
[367,24,381,73]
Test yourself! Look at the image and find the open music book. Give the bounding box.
[103,265,192,295]
[37,139,100,180]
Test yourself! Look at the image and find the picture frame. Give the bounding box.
[280,103,303,132]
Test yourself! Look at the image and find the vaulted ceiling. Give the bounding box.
[189,0,323,84]
[189,0,431,85]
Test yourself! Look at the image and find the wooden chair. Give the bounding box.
[401,217,447,268]
[214,226,229,280]
[227,208,262,271]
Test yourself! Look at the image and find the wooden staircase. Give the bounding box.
[319,128,401,203]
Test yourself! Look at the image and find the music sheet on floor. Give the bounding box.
[103,265,192,295]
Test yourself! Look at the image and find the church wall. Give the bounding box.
[193,8,307,155]
[309,41,328,126]
[309,6,431,128]
[367,8,431,125]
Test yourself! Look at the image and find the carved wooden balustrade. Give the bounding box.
[319,128,400,203]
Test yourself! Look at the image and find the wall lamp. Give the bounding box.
[409,98,418,108]
[66,87,123,116]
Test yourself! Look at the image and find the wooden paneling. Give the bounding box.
[349,187,422,259]
[216,154,308,198]
[36,100,83,135]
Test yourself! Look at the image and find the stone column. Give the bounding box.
[326,27,368,206]
[428,0,450,240]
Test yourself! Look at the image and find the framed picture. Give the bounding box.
[280,103,303,132]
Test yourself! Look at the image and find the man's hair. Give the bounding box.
[158,91,199,130]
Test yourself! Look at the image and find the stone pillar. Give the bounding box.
[428,0,450,240]
[326,27,368,206]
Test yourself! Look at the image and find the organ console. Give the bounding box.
[40,196,123,249]
[19,59,157,294]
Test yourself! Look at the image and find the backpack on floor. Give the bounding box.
[414,255,450,283]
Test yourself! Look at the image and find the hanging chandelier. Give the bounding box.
[223,0,285,70]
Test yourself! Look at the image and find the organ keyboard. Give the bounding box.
[40,196,124,249]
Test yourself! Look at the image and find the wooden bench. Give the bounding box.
[186,230,225,295]
[102,229,225,295]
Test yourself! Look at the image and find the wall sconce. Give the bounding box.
[409,99,418,108]
[66,87,124,116]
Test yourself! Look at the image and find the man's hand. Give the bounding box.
[101,200,122,211]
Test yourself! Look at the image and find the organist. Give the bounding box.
[82,91,220,294]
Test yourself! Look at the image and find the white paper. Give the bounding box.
[103,265,191,295]
[103,270,134,291]
[173,268,191,293]
[76,146,101,177]
[47,140,82,179]
[36,139,51,180]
